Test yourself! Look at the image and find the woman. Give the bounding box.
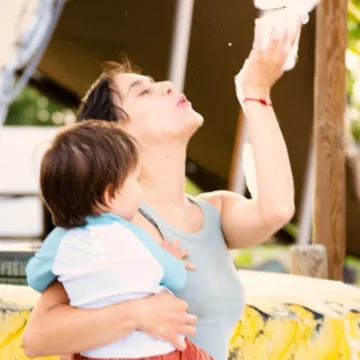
[23,18,297,360]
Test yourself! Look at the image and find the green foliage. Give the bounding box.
[351,118,360,143]
[5,86,71,126]
[185,179,202,195]
[347,1,360,145]
[348,3,360,55]
[283,222,298,238]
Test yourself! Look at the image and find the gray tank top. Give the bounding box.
[139,196,244,360]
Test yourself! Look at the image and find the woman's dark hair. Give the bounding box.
[40,120,138,229]
[77,58,141,122]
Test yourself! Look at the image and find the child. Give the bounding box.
[26,120,212,360]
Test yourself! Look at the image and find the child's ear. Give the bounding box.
[103,185,115,207]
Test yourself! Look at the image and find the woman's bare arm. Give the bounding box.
[200,17,297,249]
[23,281,137,357]
[23,281,197,357]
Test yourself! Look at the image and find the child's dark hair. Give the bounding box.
[40,120,138,228]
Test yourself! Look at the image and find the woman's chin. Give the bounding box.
[193,112,204,127]
[185,114,204,138]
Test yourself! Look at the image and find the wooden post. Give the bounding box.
[313,0,348,280]
[290,244,328,279]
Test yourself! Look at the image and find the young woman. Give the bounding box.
[23,18,297,360]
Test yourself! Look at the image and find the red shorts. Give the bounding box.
[71,338,213,360]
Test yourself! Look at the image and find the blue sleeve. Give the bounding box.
[26,227,67,292]
[130,225,187,293]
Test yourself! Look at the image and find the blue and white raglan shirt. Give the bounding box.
[26,213,187,358]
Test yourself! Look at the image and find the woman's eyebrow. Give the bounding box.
[127,77,155,95]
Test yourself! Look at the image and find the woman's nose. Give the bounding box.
[162,81,175,95]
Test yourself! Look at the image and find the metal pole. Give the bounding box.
[231,124,249,195]
[168,0,195,92]
[296,138,314,245]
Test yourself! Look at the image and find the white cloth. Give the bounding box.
[234,0,321,187]
[254,0,321,71]
[52,223,175,358]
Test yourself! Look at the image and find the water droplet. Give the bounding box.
[228,42,232,47]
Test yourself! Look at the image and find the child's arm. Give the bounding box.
[26,227,67,292]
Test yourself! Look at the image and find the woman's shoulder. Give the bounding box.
[197,190,247,215]
[195,191,223,212]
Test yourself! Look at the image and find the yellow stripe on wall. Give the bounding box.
[229,303,360,359]
[1,272,359,360]
[0,308,58,360]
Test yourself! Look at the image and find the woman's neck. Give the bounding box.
[139,146,188,206]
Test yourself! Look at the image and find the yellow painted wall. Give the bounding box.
[0,308,57,360]
[1,271,360,360]
[229,301,360,359]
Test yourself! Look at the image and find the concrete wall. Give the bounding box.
[1,271,359,359]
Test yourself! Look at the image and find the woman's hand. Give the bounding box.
[161,239,197,270]
[236,13,301,99]
[23,282,197,357]
[136,291,198,350]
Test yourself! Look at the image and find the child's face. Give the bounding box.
[107,166,142,221]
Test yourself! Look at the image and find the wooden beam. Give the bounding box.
[290,244,328,279]
[313,0,348,280]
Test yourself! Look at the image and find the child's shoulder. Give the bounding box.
[43,217,134,245]
[43,220,129,245]
[43,225,88,243]
[62,226,91,242]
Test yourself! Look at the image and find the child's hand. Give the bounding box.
[162,240,197,271]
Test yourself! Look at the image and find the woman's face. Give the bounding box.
[111,73,204,146]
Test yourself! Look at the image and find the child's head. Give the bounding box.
[40,120,141,228]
